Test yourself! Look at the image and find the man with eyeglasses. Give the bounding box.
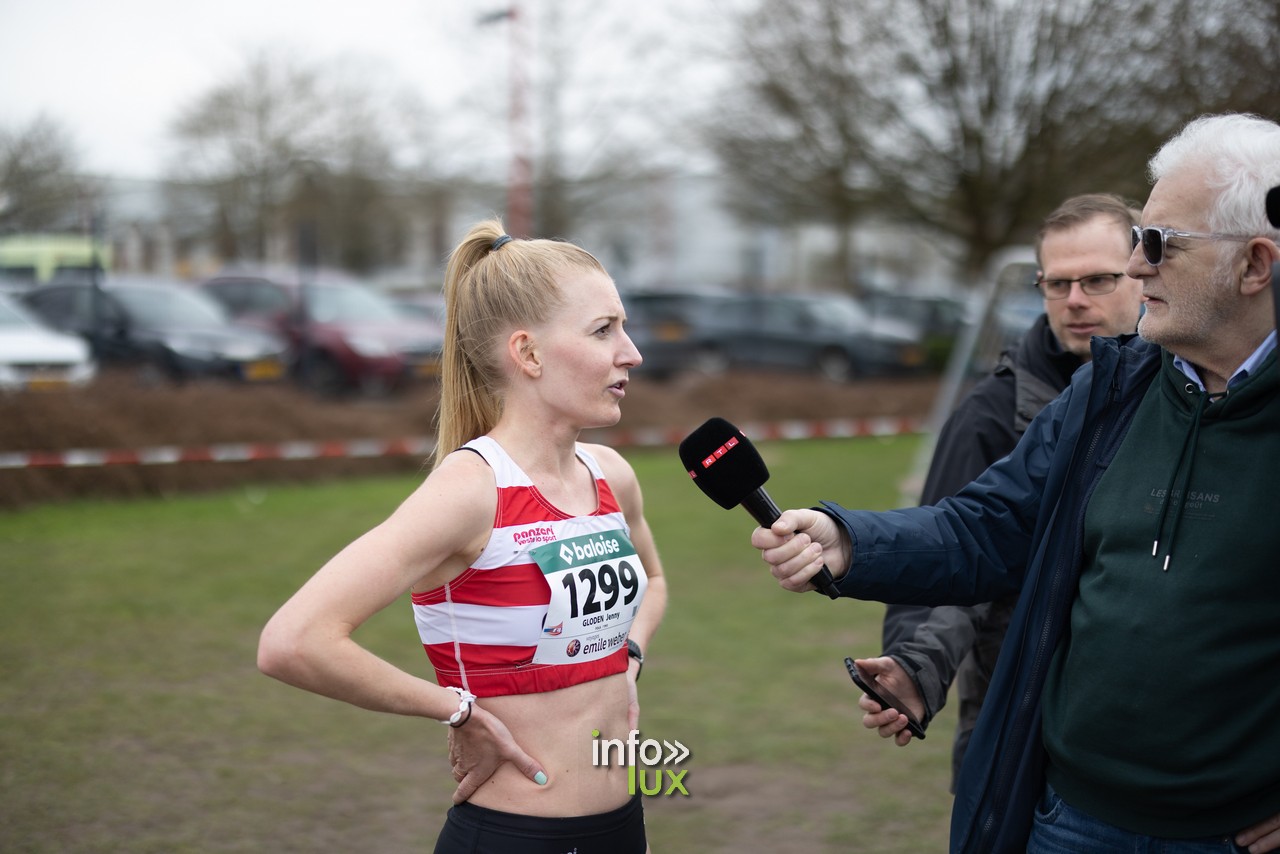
[752,111,1280,854]
[865,193,1144,797]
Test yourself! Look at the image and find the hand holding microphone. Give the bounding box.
[678,417,840,598]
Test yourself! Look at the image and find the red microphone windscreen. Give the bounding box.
[678,417,770,510]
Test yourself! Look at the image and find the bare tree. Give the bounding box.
[168,53,325,261]
[469,1,696,241]
[1137,0,1280,122]
[708,0,875,293]
[0,115,98,234]
[529,1,679,238]
[167,51,435,272]
[710,0,1280,284]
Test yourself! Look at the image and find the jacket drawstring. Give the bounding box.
[1151,386,1216,571]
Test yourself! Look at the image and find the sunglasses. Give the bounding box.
[1131,225,1252,267]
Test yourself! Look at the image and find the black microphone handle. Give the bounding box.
[739,487,782,527]
[741,488,840,599]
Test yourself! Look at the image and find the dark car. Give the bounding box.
[19,278,287,383]
[624,289,924,381]
[199,269,444,395]
[622,288,746,379]
[864,291,971,371]
[730,293,924,380]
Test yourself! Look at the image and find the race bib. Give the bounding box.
[529,529,648,665]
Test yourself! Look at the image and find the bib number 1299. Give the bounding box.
[560,560,641,618]
[529,528,647,665]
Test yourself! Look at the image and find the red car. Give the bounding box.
[200,268,443,395]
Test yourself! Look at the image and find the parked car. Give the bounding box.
[391,292,447,325]
[18,278,287,383]
[622,288,747,379]
[732,292,924,380]
[199,269,444,395]
[0,292,97,392]
[623,288,924,381]
[864,291,972,370]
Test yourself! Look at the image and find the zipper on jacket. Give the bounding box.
[968,348,1148,853]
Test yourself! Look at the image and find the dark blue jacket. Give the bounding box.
[823,333,1162,853]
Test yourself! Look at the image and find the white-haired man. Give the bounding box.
[754,113,1280,853]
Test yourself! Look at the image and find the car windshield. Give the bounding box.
[113,286,230,328]
[0,297,42,328]
[807,296,870,331]
[0,297,51,330]
[308,284,401,323]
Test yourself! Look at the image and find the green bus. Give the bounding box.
[0,233,112,285]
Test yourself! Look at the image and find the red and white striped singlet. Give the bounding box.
[411,436,647,697]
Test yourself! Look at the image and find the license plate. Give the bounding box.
[656,322,687,342]
[414,360,441,377]
[901,346,926,367]
[26,374,71,391]
[245,359,285,381]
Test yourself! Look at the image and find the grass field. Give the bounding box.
[0,435,957,853]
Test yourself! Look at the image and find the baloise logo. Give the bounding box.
[557,533,622,566]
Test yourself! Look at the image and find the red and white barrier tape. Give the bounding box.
[0,416,922,470]
[0,438,436,470]
[584,416,924,448]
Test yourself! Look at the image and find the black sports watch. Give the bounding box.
[627,639,644,680]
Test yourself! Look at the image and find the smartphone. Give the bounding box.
[844,657,927,740]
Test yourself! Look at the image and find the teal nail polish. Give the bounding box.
[534,771,548,785]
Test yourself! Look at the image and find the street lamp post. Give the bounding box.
[479,4,533,238]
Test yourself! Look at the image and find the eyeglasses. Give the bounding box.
[1131,225,1253,267]
[1034,273,1126,300]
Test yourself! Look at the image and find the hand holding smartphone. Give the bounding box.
[844,657,927,740]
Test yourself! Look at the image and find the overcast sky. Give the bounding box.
[0,0,732,186]
[1,0,685,179]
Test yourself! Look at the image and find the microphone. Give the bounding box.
[678,417,839,598]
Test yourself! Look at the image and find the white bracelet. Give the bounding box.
[440,687,477,727]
